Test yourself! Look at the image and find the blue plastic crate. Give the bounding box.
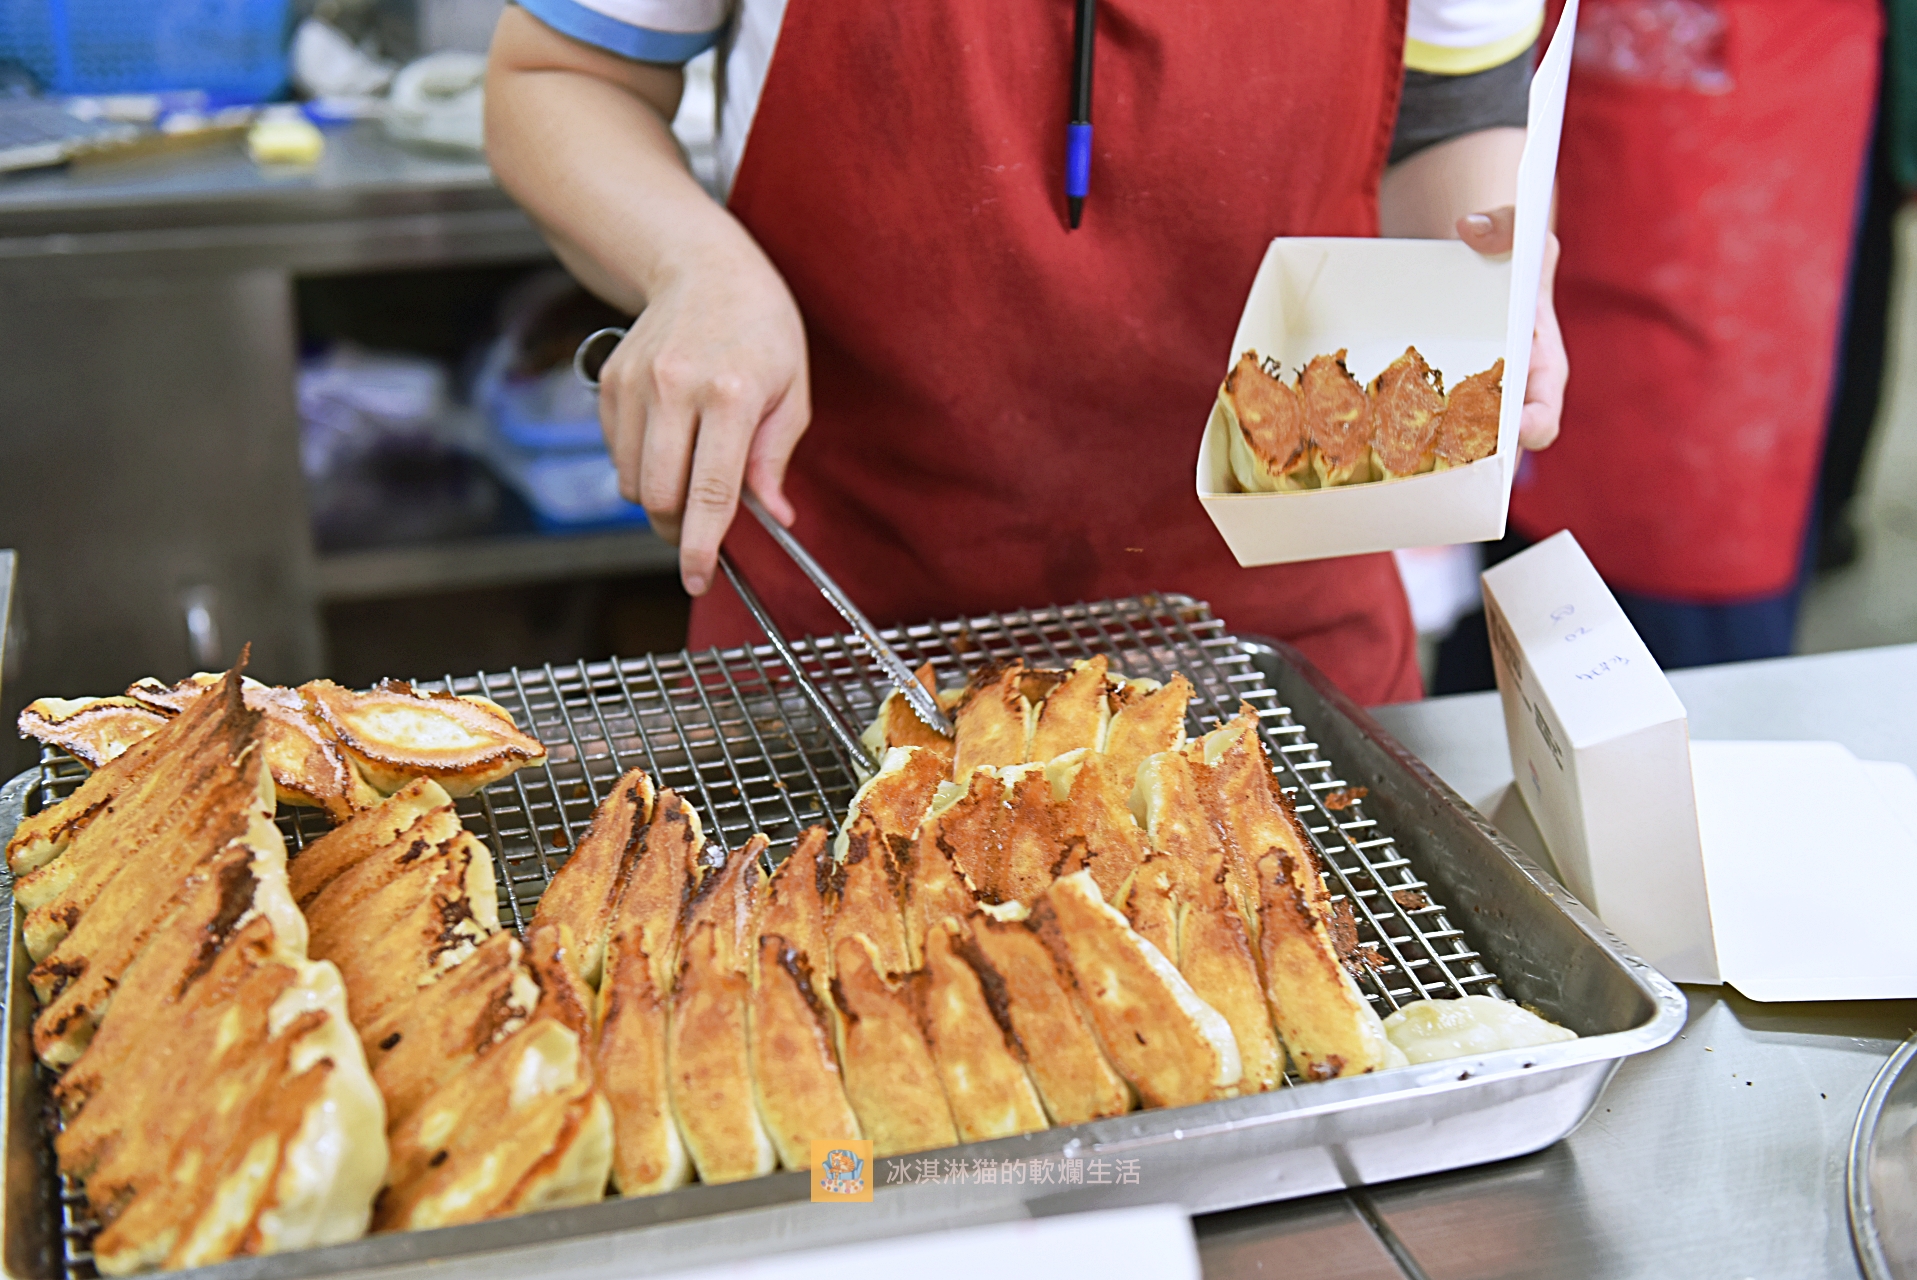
[0,0,289,100]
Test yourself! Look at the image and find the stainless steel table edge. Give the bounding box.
[1851,1032,1917,1280]
[0,634,1688,1280]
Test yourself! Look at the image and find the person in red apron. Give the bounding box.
[1505,0,1880,666]
[484,0,1566,707]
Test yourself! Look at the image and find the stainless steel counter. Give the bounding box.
[0,122,540,276]
[0,123,670,767]
[1196,641,1917,1280]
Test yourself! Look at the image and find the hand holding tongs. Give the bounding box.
[574,327,953,743]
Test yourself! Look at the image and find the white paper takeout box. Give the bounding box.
[1484,533,1917,999]
[1195,0,1576,567]
[1482,530,1720,985]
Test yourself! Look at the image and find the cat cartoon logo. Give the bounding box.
[811,1139,873,1202]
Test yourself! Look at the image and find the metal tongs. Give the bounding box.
[575,328,954,748]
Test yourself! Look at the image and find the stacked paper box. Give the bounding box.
[1485,531,1917,1000]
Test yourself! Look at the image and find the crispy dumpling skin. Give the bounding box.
[532,768,656,989]
[1368,346,1447,479]
[995,769,1069,905]
[668,920,776,1184]
[827,813,914,977]
[377,923,612,1230]
[755,826,832,975]
[593,808,700,1197]
[300,678,546,797]
[914,920,1048,1142]
[842,744,949,843]
[859,663,957,763]
[16,667,261,945]
[287,778,454,907]
[1049,749,1148,901]
[951,663,1033,777]
[361,930,538,1126]
[830,934,956,1158]
[1027,656,1112,763]
[1135,750,1284,1093]
[1434,358,1504,468]
[751,934,862,1169]
[376,1016,613,1231]
[830,747,942,972]
[1192,716,1403,1078]
[942,766,1067,909]
[1031,871,1241,1108]
[900,793,985,968]
[52,842,262,1120]
[247,683,383,820]
[1113,853,1180,964]
[6,725,167,877]
[1223,351,1315,491]
[596,918,687,1196]
[129,675,382,820]
[302,822,500,1029]
[1301,350,1375,486]
[1102,673,1192,789]
[966,912,1130,1126]
[60,907,385,1275]
[668,841,776,1185]
[28,677,277,1068]
[17,697,168,769]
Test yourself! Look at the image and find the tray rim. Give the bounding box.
[0,630,1687,1280]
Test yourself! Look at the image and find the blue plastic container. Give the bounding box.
[0,0,290,100]
[477,357,647,532]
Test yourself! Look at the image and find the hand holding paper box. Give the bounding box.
[1195,0,1576,567]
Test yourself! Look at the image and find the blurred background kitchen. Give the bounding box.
[0,0,1909,779]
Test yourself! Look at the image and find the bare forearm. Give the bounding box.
[1378,127,1526,239]
[483,7,812,594]
[484,6,755,313]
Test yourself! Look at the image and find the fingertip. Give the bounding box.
[1459,212,1494,239]
[1518,410,1560,453]
[682,566,710,596]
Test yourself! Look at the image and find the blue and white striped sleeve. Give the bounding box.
[514,0,728,64]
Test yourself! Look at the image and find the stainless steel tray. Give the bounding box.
[0,594,1685,1280]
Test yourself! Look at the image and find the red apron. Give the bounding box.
[692,0,1423,706]
[1510,0,1881,601]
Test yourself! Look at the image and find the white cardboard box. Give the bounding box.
[1195,0,1576,567]
[1483,532,1917,998]
[1482,530,1721,984]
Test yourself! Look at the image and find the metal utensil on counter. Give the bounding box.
[572,327,954,739]
[1851,1032,1917,1280]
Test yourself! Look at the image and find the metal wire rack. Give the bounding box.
[26,592,1503,1278]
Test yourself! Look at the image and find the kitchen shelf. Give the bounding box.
[316,526,675,602]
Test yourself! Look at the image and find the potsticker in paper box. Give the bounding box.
[1481,530,1719,984]
[1194,0,1575,567]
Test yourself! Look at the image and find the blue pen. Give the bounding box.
[1066,0,1096,229]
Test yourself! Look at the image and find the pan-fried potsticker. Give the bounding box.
[1222,351,1314,491]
